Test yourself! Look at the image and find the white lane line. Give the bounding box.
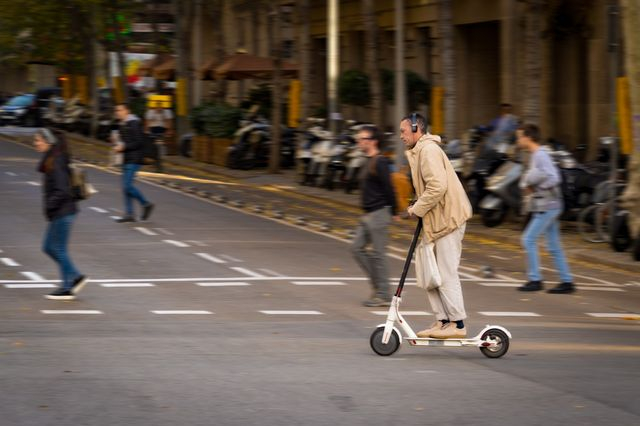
[89,207,109,213]
[5,283,56,288]
[540,267,620,287]
[151,310,213,315]
[260,310,323,315]
[194,253,227,264]
[587,313,640,319]
[135,227,159,236]
[219,254,242,263]
[258,268,283,277]
[100,283,155,288]
[291,281,347,286]
[479,312,541,317]
[230,267,265,278]
[26,181,40,186]
[41,310,103,315]
[196,282,251,287]
[155,228,174,235]
[109,216,121,220]
[489,255,510,260]
[459,271,483,280]
[371,311,432,316]
[5,171,17,176]
[185,240,208,247]
[1,257,20,266]
[163,239,190,248]
[21,272,45,281]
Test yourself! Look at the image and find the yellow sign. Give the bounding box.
[617,76,632,155]
[148,94,172,109]
[431,86,444,135]
[288,80,301,128]
[176,78,187,117]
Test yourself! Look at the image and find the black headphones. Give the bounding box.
[410,112,418,133]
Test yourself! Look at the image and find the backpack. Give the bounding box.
[69,163,97,200]
[369,155,413,213]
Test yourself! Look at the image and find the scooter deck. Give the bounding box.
[404,336,483,347]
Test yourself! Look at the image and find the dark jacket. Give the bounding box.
[361,155,397,215]
[119,115,145,164]
[39,148,77,221]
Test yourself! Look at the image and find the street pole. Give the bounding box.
[193,0,202,107]
[394,0,406,167]
[327,0,340,138]
[607,4,620,232]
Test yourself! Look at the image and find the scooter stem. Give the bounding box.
[395,220,423,298]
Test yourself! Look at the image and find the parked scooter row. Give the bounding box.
[43,95,114,141]
[226,117,296,170]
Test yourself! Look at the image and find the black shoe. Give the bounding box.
[141,203,155,221]
[518,280,543,292]
[362,297,392,307]
[71,275,88,295]
[45,288,76,300]
[547,282,575,294]
[116,216,136,223]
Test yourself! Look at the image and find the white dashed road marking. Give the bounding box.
[5,171,17,176]
[260,310,324,315]
[479,312,541,317]
[135,227,158,236]
[587,313,640,319]
[1,258,20,266]
[291,281,347,286]
[163,239,190,248]
[219,254,242,263]
[41,310,103,315]
[5,283,56,288]
[258,269,283,277]
[230,267,265,278]
[89,207,109,213]
[479,283,520,288]
[100,283,155,288]
[194,253,227,264]
[151,310,213,315]
[26,181,40,186]
[21,272,45,281]
[370,311,432,316]
[196,282,251,287]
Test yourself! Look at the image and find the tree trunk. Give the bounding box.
[620,0,640,237]
[111,0,129,103]
[269,3,282,174]
[440,0,456,138]
[362,0,383,128]
[522,0,545,124]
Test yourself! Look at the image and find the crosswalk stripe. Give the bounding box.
[370,311,432,316]
[260,310,323,315]
[41,310,103,315]
[291,281,346,286]
[479,312,541,317]
[135,227,158,236]
[230,267,265,278]
[5,283,56,288]
[151,310,213,315]
[163,239,190,247]
[1,257,20,266]
[21,272,45,281]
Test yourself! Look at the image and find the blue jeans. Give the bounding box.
[521,208,572,283]
[122,163,149,216]
[43,214,81,290]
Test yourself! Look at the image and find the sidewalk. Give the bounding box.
[4,129,638,274]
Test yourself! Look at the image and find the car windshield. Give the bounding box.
[6,95,34,107]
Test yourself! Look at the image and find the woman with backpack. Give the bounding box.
[35,128,87,300]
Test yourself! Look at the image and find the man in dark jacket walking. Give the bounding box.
[350,125,399,307]
[113,103,154,223]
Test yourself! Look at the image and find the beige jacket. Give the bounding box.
[406,134,472,242]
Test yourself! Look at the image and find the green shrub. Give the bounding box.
[338,69,371,107]
[189,102,242,138]
[380,69,430,111]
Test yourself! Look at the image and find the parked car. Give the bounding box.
[0,87,62,127]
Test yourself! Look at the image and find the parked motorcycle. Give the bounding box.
[226,119,295,170]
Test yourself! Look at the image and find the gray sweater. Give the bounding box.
[521,147,562,212]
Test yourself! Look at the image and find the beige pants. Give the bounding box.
[427,224,467,321]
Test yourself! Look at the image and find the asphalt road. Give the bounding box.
[1,136,639,426]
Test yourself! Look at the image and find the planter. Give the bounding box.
[212,137,233,166]
[193,135,214,163]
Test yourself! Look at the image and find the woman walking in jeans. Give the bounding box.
[516,123,575,294]
[35,129,88,300]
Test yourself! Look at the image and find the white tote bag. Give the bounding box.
[415,240,442,290]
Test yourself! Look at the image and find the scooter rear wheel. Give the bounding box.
[370,326,401,356]
[479,328,510,358]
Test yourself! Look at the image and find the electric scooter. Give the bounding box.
[369,220,512,358]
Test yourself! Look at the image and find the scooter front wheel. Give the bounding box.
[370,326,401,356]
[479,328,510,359]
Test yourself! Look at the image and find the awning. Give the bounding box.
[213,52,298,80]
